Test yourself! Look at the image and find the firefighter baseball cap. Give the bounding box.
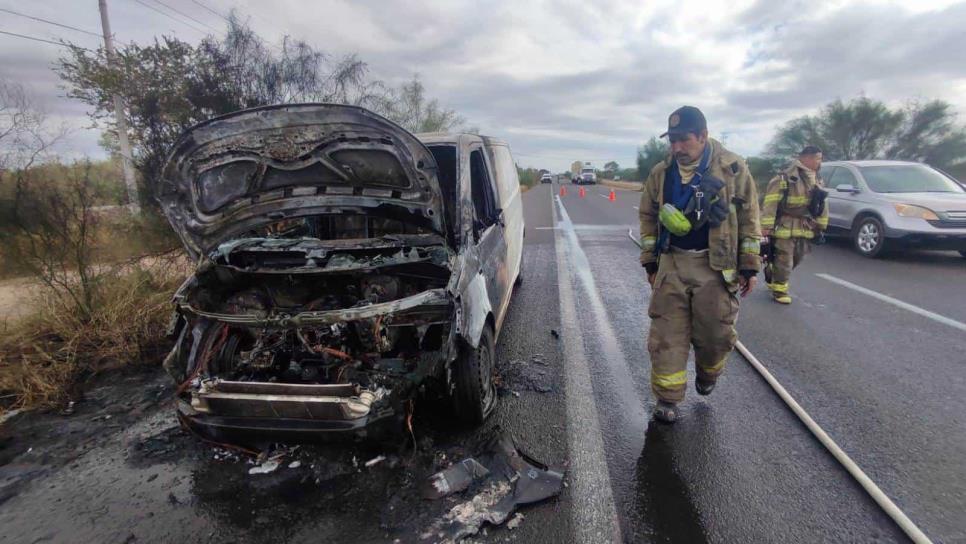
[660,106,707,138]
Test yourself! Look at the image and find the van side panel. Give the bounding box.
[486,143,525,294]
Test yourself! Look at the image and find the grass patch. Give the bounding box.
[0,257,187,413]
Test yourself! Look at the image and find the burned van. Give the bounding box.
[158,104,524,441]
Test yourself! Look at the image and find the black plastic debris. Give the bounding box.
[421,434,564,542]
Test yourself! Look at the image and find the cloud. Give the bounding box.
[2,0,966,172]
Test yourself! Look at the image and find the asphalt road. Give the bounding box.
[549,181,965,543]
[1,181,964,543]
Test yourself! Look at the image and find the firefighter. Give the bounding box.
[639,106,761,424]
[760,146,829,304]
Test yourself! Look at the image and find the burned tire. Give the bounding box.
[451,325,497,426]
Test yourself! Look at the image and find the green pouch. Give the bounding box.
[659,203,692,236]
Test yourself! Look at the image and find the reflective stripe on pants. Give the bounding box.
[647,248,739,403]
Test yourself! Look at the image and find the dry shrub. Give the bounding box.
[0,256,188,412]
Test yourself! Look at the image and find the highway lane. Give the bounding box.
[737,238,966,542]
[550,182,907,542]
[1,181,960,543]
[577,181,962,542]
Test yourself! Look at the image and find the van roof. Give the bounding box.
[416,133,507,147]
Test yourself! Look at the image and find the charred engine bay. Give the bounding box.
[170,238,456,419]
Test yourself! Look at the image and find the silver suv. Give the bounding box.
[822,160,966,258]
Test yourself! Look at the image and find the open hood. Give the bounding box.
[158,104,446,259]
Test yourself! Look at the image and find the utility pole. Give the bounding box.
[98,0,140,214]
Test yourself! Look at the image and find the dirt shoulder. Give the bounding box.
[600,179,643,191]
[0,277,39,324]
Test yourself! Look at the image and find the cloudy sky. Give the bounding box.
[3,0,966,172]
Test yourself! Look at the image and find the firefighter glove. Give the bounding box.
[691,175,728,227]
[707,197,729,227]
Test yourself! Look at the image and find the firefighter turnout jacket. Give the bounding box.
[639,138,762,285]
[761,160,829,239]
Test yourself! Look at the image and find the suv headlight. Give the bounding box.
[894,204,939,220]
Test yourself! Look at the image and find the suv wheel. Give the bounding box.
[853,216,887,258]
[451,325,497,425]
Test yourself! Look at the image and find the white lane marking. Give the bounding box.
[551,194,623,543]
[573,224,634,231]
[633,206,639,210]
[598,194,609,199]
[816,273,966,332]
[535,226,559,230]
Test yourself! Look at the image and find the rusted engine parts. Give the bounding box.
[170,249,453,427]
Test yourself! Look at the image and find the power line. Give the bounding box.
[0,28,92,51]
[0,7,102,38]
[190,0,231,23]
[150,0,219,32]
[129,0,208,35]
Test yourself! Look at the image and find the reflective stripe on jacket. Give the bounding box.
[639,138,761,273]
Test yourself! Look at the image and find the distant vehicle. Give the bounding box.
[160,104,525,441]
[540,173,553,184]
[578,166,597,185]
[821,160,966,258]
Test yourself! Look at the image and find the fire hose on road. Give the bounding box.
[627,229,932,544]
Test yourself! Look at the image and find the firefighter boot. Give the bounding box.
[696,378,716,395]
[653,401,678,424]
[769,282,792,304]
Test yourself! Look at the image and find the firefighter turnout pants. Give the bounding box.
[767,238,810,295]
[647,247,739,404]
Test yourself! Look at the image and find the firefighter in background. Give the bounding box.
[639,106,761,424]
[760,146,829,304]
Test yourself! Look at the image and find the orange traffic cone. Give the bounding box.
[560,186,567,197]
[608,189,616,202]
[579,187,586,198]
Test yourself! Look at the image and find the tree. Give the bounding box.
[516,164,541,188]
[616,167,639,181]
[601,161,619,180]
[1,79,61,173]
[375,75,465,133]
[57,16,390,208]
[3,163,104,320]
[766,96,966,169]
[1,78,68,232]
[886,100,966,168]
[745,156,784,195]
[637,137,669,179]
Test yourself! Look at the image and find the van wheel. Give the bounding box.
[451,326,497,426]
[853,216,887,258]
[514,258,524,287]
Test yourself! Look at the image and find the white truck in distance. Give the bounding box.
[579,162,597,185]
